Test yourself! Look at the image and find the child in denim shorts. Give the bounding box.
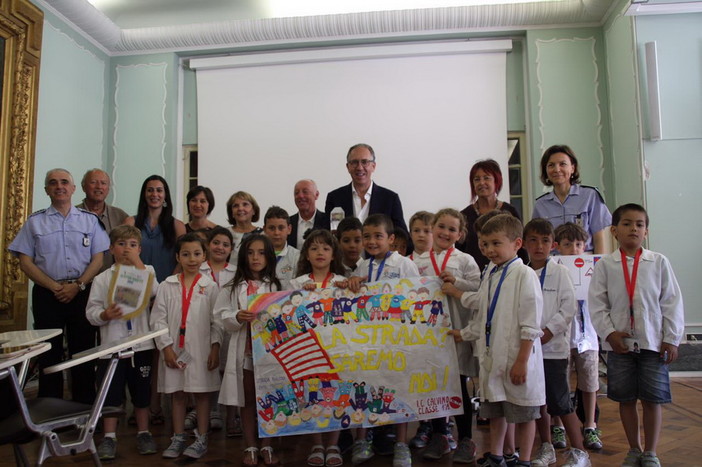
[589,204,684,467]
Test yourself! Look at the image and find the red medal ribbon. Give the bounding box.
[620,248,642,335]
[430,248,454,276]
[179,273,202,348]
[309,271,334,288]
[207,261,228,285]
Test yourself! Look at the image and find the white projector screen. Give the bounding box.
[193,41,510,229]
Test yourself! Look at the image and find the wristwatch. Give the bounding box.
[76,280,86,292]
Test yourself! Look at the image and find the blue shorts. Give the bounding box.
[543,359,573,416]
[607,350,671,404]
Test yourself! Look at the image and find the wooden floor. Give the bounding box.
[2,378,700,466]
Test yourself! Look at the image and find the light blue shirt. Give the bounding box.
[532,184,612,252]
[8,205,109,280]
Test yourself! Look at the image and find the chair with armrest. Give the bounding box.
[0,329,166,466]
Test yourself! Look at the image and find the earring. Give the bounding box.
[163,201,168,208]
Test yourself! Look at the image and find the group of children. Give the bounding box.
[87,201,684,467]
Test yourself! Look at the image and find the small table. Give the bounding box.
[0,329,62,348]
[0,342,51,373]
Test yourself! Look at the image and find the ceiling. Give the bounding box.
[38,0,621,55]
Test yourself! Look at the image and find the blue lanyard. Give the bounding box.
[276,255,283,264]
[485,257,519,348]
[538,259,549,289]
[368,252,392,282]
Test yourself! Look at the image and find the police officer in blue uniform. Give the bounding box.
[9,168,109,403]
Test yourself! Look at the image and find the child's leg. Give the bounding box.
[194,392,211,435]
[396,422,408,443]
[515,419,536,461]
[171,391,187,433]
[103,417,119,435]
[135,407,150,432]
[242,369,258,448]
[535,405,550,442]
[641,401,662,453]
[581,391,597,428]
[504,423,516,456]
[561,411,586,450]
[489,417,508,456]
[619,401,641,450]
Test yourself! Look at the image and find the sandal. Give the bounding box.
[150,408,165,426]
[260,446,279,466]
[325,445,343,467]
[243,446,259,466]
[307,445,325,466]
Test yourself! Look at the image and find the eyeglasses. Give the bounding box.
[347,159,375,167]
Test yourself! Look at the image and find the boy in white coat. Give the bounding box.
[446,214,544,467]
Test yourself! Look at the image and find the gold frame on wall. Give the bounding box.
[0,0,43,331]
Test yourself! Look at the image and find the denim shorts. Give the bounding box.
[607,350,671,403]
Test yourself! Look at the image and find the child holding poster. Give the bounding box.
[214,234,282,466]
[289,229,347,467]
[553,222,603,451]
[446,214,545,467]
[413,208,480,463]
[522,219,589,467]
[87,225,158,460]
[589,204,684,467]
[349,213,419,467]
[150,232,221,460]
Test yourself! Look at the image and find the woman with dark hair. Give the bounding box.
[532,145,611,254]
[125,175,186,282]
[456,159,523,270]
[186,185,218,233]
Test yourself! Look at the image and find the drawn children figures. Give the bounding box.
[411,287,431,324]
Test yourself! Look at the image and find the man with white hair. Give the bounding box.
[288,179,330,248]
[9,168,109,403]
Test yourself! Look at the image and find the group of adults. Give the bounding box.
[8,142,611,403]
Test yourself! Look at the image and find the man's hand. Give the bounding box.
[54,283,79,303]
[606,331,631,354]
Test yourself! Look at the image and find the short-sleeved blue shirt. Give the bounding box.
[532,184,612,252]
[8,205,110,280]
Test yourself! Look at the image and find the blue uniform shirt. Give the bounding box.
[8,206,110,280]
[532,184,612,252]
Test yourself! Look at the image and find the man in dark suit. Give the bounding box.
[287,179,330,248]
[324,143,408,234]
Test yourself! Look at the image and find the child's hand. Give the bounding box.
[207,343,220,371]
[606,331,631,354]
[163,346,179,369]
[237,310,256,323]
[540,328,553,345]
[125,248,145,269]
[448,329,463,342]
[441,282,462,299]
[660,342,678,364]
[439,271,456,284]
[509,360,528,385]
[333,280,349,289]
[100,303,123,321]
[348,276,364,293]
[302,283,317,291]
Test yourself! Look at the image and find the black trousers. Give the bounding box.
[32,284,97,404]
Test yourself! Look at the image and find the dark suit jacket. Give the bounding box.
[287,209,330,248]
[324,182,408,234]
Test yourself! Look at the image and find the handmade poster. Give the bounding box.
[106,264,155,321]
[248,277,463,437]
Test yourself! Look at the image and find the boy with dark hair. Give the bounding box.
[590,203,683,467]
[263,206,300,289]
[336,217,364,277]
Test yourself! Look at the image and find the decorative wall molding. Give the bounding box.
[535,36,606,194]
[111,63,169,203]
[37,0,614,55]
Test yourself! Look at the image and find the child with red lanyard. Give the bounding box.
[415,208,481,463]
[590,204,684,467]
[288,229,348,467]
[213,234,282,466]
[150,232,221,460]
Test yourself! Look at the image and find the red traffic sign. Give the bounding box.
[574,258,585,268]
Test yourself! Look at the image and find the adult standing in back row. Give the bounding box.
[325,143,408,234]
[532,144,612,254]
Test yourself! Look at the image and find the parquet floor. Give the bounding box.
[2,378,700,466]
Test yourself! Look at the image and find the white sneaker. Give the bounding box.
[563,448,591,467]
[531,442,557,467]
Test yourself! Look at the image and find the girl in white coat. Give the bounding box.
[214,234,281,466]
[150,233,221,459]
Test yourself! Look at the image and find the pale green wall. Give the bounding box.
[34,10,109,211]
[183,67,198,145]
[506,39,527,133]
[636,13,702,331]
[525,28,613,209]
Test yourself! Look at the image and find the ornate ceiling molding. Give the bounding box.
[37,0,614,55]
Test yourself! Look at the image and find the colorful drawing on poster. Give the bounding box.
[555,254,601,300]
[248,277,463,437]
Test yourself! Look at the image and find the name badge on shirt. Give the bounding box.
[483,349,493,373]
[576,338,592,353]
[82,235,91,247]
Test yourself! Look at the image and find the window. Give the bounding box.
[507,132,530,220]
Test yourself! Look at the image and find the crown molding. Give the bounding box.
[38,0,614,56]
